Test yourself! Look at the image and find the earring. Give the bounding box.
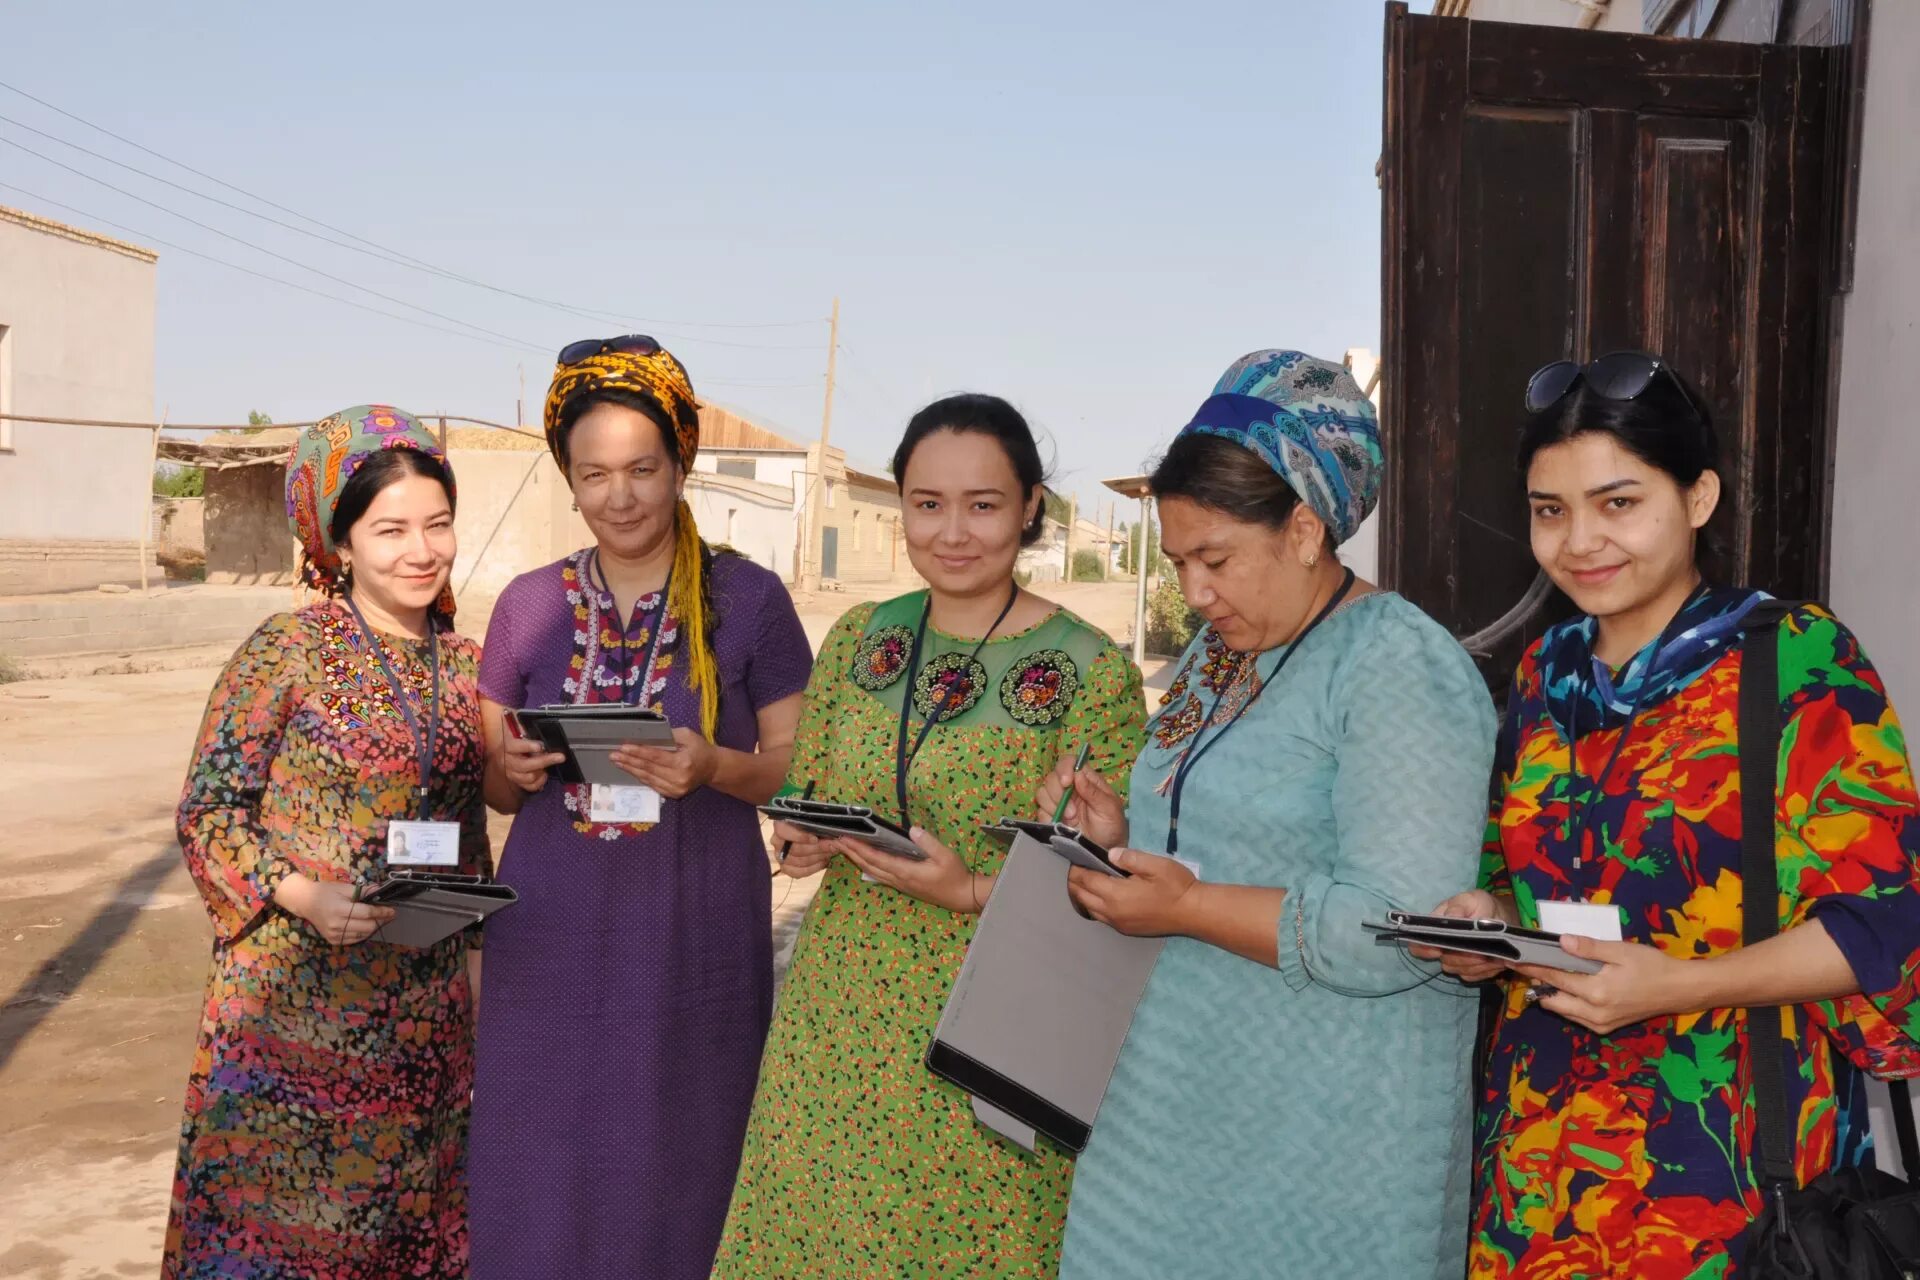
[1303,553,1319,569]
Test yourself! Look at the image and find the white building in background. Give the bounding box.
[0,205,158,594]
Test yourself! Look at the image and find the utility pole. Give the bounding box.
[516,363,525,428]
[802,298,839,590]
[1063,494,1076,580]
[1105,501,1115,581]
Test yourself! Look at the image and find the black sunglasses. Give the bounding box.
[558,334,661,366]
[1524,350,1704,420]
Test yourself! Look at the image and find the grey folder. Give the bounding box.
[925,830,1165,1153]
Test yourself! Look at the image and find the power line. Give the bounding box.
[0,133,561,352]
[0,78,829,339]
[0,181,550,358]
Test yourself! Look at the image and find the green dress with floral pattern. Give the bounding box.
[713,593,1147,1278]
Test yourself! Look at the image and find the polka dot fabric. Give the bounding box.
[713,596,1147,1278]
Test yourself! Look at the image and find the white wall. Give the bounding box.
[685,471,799,581]
[1830,0,1920,718]
[1463,0,1643,31]
[1826,0,1920,1170]
[0,210,157,542]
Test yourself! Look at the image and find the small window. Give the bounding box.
[716,457,756,480]
[0,324,13,452]
[826,481,836,510]
[726,507,738,542]
[852,512,863,551]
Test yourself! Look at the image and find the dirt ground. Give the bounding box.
[0,580,1160,1279]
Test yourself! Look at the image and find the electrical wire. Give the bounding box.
[0,78,829,337]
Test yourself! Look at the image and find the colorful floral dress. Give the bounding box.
[712,593,1147,1278]
[166,602,490,1280]
[1472,593,1920,1278]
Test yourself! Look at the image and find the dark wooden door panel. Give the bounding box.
[1381,3,1837,693]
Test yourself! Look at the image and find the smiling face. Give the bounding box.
[339,471,457,618]
[898,428,1042,600]
[566,402,684,563]
[1525,431,1720,622]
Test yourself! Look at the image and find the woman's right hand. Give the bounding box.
[274,875,395,946]
[1034,754,1129,849]
[499,732,567,794]
[1408,889,1517,984]
[771,820,842,879]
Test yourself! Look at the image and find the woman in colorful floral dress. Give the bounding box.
[712,394,1147,1277]
[167,407,487,1278]
[1424,353,1920,1277]
[467,338,811,1280]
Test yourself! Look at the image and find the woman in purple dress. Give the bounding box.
[467,336,812,1279]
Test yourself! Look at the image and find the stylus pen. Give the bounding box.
[1051,741,1092,824]
[778,780,816,864]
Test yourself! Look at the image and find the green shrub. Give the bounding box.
[1070,549,1104,582]
[1144,579,1202,655]
[0,652,26,684]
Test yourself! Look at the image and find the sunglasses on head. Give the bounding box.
[1524,350,1704,420]
[558,334,662,366]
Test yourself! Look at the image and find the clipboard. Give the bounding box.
[357,871,518,949]
[507,704,677,787]
[1362,909,1604,974]
[756,796,927,861]
[926,829,1164,1153]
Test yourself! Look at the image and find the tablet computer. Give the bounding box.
[758,796,927,861]
[1362,910,1603,974]
[984,819,1128,878]
[508,705,677,786]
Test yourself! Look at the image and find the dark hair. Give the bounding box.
[1516,368,1719,488]
[554,387,678,471]
[328,448,456,546]
[1149,433,1304,530]
[891,393,1049,548]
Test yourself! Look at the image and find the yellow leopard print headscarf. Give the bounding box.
[543,344,721,739]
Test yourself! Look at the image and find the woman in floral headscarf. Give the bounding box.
[1035,351,1496,1279]
[165,406,489,1278]
[466,336,811,1280]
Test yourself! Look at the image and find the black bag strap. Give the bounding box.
[1739,600,1920,1189]
[1739,599,1801,1188]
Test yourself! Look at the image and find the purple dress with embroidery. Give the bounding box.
[468,549,812,1280]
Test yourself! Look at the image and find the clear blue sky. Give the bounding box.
[3,0,1394,516]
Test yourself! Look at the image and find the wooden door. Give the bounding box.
[1380,4,1838,693]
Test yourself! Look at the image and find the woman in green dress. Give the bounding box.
[713,394,1147,1277]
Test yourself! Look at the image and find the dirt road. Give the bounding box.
[0,580,1158,1277]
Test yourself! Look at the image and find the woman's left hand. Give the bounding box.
[611,729,719,800]
[1066,849,1203,937]
[837,827,987,915]
[1515,935,1700,1035]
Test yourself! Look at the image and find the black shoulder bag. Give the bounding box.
[1737,601,1920,1279]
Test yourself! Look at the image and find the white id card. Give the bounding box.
[590,784,662,825]
[386,819,461,867]
[1538,899,1625,942]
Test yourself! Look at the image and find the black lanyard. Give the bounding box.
[592,551,673,708]
[894,584,1021,825]
[1560,585,1706,870]
[1165,568,1354,856]
[343,595,441,821]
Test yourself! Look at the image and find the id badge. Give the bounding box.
[590,784,662,825]
[387,819,461,867]
[1538,899,1624,941]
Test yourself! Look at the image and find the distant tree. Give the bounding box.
[153,463,204,498]
[1043,489,1072,526]
[1071,548,1104,582]
[1122,520,1160,574]
[245,410,272,435]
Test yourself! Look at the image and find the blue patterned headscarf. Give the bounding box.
[1175,349,1383,544]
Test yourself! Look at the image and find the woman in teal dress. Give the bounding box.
[1037,350,1496,1279]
